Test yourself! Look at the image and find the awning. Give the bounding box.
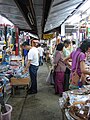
[0,0,31,30]
[44,0,84,32]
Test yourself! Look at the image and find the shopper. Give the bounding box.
[64,40,90,89]
[22,40,39,94]
[37,43,44,66]
[21,41,31,66]
[63,39,71,91]
[72,40,77,51]
[46,47,50,62]
[23,39,29,66]
[23,49,29,66]
[63,39,72,57]
[54,43,66,97]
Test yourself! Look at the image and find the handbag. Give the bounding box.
[71,53,81,86]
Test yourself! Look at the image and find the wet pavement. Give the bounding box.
[8,63,62,120]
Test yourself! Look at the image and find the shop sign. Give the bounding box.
[43,33,54,39]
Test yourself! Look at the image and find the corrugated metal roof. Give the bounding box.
[44,0,83,32]
[33,0,43,38]
[0,0,31,30]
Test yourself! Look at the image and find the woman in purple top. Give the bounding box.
[54,43,66,96]
[64,40,90,89]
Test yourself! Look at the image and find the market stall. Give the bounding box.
[59,85,90,120]
[0,55,30,102]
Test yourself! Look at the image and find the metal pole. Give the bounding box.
[4,25,8,48]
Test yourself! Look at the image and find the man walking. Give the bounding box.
[37,43,44,66]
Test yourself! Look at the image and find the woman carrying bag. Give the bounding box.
[64,40,90,89]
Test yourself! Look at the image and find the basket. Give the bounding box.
[1,104,12,120]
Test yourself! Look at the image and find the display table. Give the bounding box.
[59,86,90,120]
[11,77,30,95]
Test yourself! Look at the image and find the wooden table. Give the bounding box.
[11,77,30,95]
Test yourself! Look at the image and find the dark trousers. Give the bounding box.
[29,64,38,92]
[39,56,43,66]
[64,67,70,91]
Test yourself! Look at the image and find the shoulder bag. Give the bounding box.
[71,53,81,86]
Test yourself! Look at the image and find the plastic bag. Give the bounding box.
[46,69,54,85]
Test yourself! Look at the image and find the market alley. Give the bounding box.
[8,63,62,120]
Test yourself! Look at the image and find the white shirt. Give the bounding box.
[38,47,44,56]
[73,45,77,51]
[63,47,71,57]
[28,47,39,66]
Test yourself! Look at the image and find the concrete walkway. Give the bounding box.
[8,63,62,120]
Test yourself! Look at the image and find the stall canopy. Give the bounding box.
[0,0,87,37]
[0,0,31,30]
[0,15,13,25]
[44,0,84,32]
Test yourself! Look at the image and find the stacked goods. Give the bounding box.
[69,100,90,120]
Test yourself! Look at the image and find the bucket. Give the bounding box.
[1,104,12,120]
